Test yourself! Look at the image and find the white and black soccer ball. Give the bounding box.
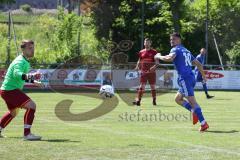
[99,85,114,98]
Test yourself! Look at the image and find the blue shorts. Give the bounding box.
[177,75,196,97]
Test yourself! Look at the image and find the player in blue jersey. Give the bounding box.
[154,33,209,132]
[195,48,214,99]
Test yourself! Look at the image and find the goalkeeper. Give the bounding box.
[0,40,43,140]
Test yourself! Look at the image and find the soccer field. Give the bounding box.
[0,91,239,160]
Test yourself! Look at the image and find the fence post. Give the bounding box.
[6,11,11,67]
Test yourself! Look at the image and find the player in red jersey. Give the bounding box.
[133,38,158,106]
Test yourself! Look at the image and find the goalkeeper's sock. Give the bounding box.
[193,104,206,125]
[0,112,14,129]
[182,101,193,112]
[24,108,35,136]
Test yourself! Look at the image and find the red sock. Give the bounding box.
[24,108,35,136]
[151,89,156,99]
[137,88,144,101]
[0,112,14,128]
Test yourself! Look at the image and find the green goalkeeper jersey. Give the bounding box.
[1,55,30,90]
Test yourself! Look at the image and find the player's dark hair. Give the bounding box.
[170,32,181,39]
[21,40,34,49]
[144,38,152,43]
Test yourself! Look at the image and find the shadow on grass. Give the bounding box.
[133,104,175,108]
[213,98,232,101]
[128,144,144,147]
[9,137,81,142]
[205,130,239,134]
[41,139,81,143]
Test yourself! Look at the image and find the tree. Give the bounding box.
[0,0,15,4]
[188,0,240,64]
[92,0,121,40]
[226,41,240,65]
[92,0,173,61]
[91,0,240,64]
[165,0,184,33]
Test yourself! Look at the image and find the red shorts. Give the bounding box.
[0,89,31,111]
[140,72,156,85]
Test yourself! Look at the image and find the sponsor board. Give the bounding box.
[0,69,240,90]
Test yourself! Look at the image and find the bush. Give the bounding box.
[20,4,32,13]
[226,41,240,65]
[0,8,109,67]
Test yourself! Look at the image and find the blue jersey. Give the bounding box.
[194,54,205,81]
[196,54,205,64]
[170,45,196,96]
[170,45,195,77]
[194,54,205,73]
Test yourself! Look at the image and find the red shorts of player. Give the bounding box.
[140,71,156,85]
[0,89,31,111]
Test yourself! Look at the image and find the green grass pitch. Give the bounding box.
[0,91,239,160]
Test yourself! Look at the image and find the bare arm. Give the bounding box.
[149,54,161,72]
[192,59,207,82]
[135,58,140,70]
[154,53,176,62]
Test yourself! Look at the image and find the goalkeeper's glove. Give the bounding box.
[22,73,34,83]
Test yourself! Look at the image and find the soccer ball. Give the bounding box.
[99,85,114,98]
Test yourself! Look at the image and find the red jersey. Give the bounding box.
[138,49,158,71]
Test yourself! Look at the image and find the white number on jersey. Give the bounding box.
[183,51,192,66]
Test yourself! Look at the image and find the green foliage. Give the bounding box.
[1,0,240,65]
[20,4,32,13]
[47,8,109,63]
[0,8,109,67]
[0,12,35,23]
[92,0,182,61]
[188,0,240,63]
[93,0,192,61]
[92,0,240,64]
[0,24,19,65]
[0,0,15,4]
[226,41,240,65]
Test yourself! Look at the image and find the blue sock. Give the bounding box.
[202,83,208,95]
[182,101,193,112]
[193,104,205,124]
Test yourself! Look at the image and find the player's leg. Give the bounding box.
[133,73,147,106]
[176,78,194,111]
[175,91,198,125]
[22,100,41,140]
[187,96,209,132]
[175,92,192,112]
[0,90,21,137]
[177,77,199,125]
[149,72,157,105]
[202,81,214,99]
[187,74,209,131]
[150,84,156,105]
[3,89,41,140]
[133,82,146,106]
[197,73,214,99]
[187,97,204,123]
[0,109,19,137]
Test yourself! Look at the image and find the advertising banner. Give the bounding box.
[0,69,240,90]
